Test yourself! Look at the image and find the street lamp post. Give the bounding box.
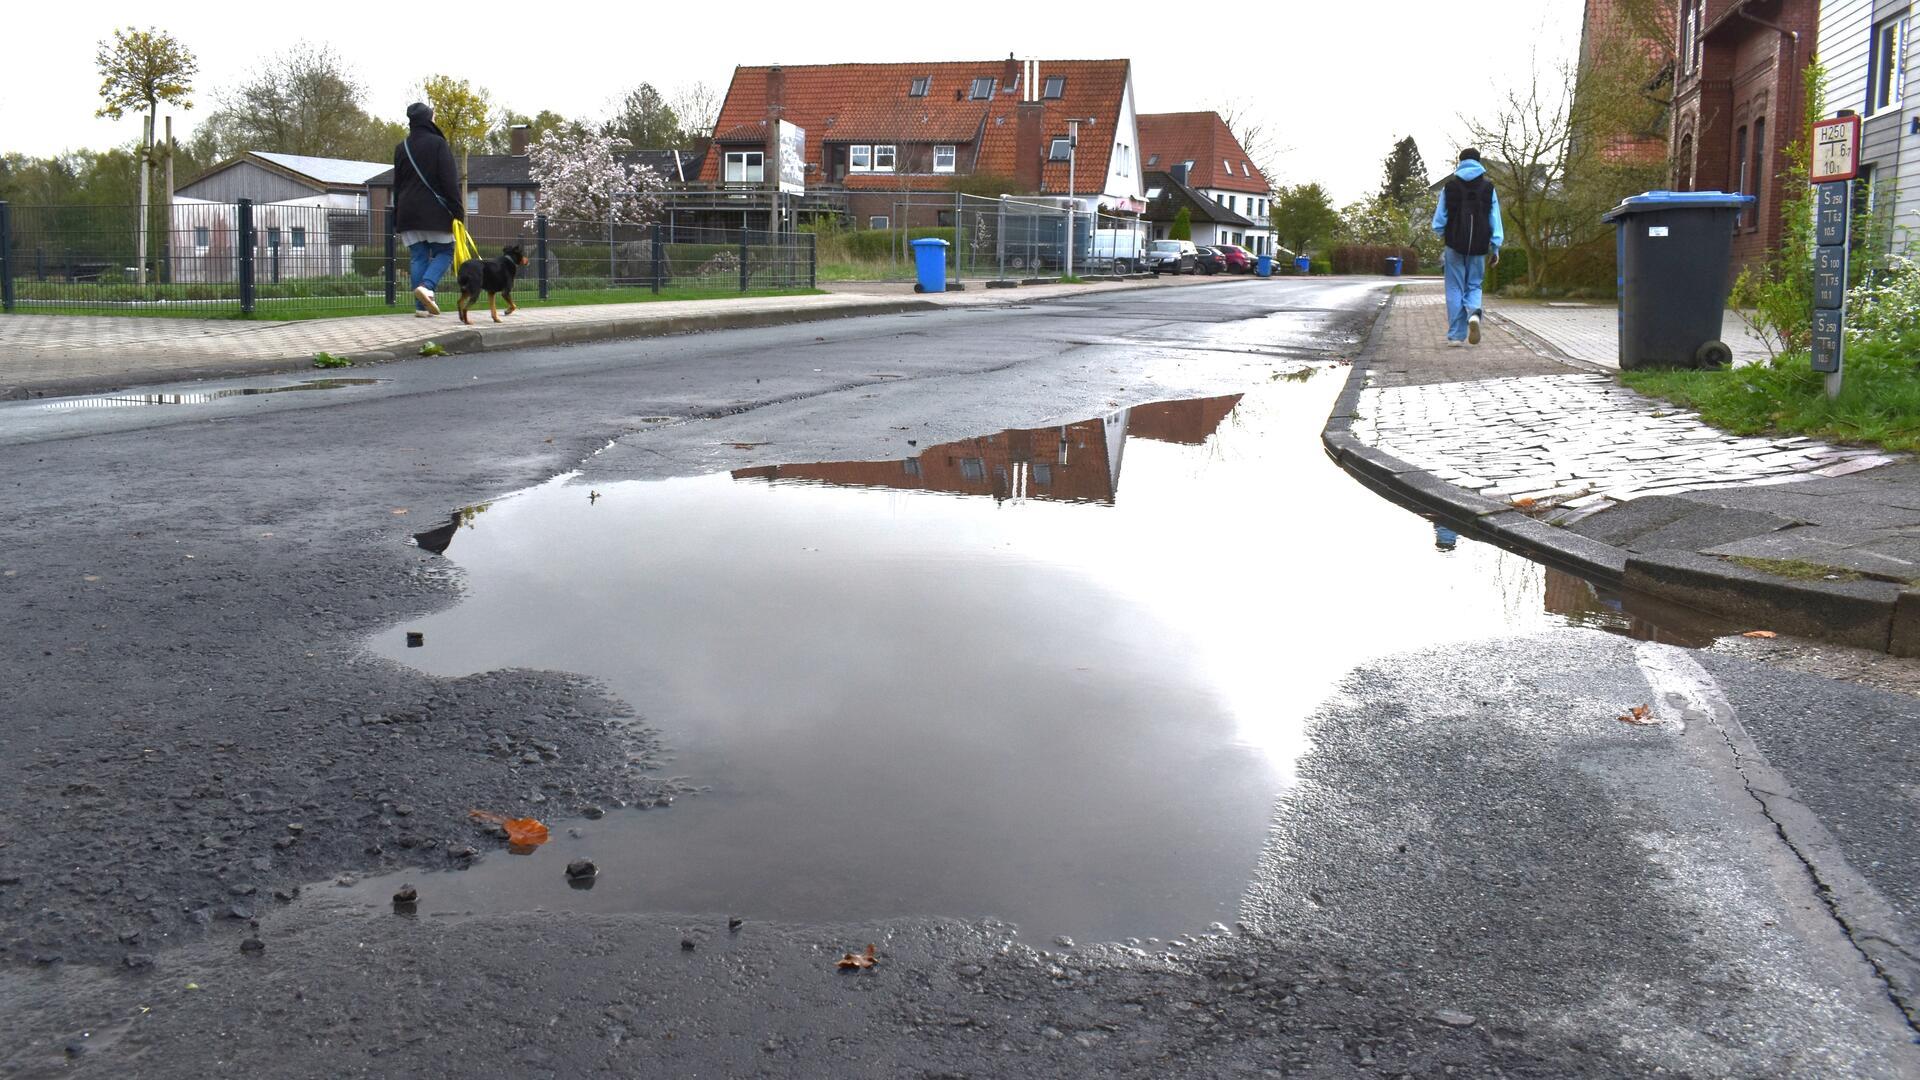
[1064,117,1094,279]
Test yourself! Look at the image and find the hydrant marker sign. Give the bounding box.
[1809,116,1858,379]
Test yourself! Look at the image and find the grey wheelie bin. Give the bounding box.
[1601,190,1754,369]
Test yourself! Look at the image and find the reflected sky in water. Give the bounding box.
[367,373,1680,943]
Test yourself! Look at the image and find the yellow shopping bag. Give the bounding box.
[452,219,479,267]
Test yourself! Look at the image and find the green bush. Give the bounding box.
[1309,258,1331,276]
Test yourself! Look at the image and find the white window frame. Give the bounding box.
[873,144,896,172]
[970,77,994,100]
[848,144,872,172]
[725,150,765,183]
[509,188,538,214]
[1223,158,1232,174]
[869,215,890,230]
[1049,137,1072,162]
[193,225,210,253]
[465,190,480,214]
[933,144,957,173]
[1869,15,1908,115]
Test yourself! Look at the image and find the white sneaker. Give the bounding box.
[1467,313,1481,345]
[413,309,434,318]
[1446,339,1466,348]
[413,285,441,316]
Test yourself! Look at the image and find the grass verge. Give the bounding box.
[2,286,823,321]
[1619,337,1920,452]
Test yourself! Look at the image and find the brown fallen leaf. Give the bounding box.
[1512,497,1537,510]
[1617,705,1657,726]
[836,944,877,970]
[391,508,409,516]
[1742,630,1778,639]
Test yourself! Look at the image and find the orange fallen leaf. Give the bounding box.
[468,810,550,848]
[1742,630,1778,639]
[836,944,877,970]
[1618,705,1657,726]
[1512,497,1537,510]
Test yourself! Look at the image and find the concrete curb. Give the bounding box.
[1318,290,1906,652]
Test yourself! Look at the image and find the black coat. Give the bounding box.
[393,120,464,233]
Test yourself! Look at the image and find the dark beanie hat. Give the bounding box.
[1459,148,1481,162]
[406,101,433,124]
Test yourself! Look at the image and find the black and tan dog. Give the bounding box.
[456,243,528,324]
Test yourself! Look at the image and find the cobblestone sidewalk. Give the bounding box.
[1355,282,1898,525]
[1495,301,1773,369]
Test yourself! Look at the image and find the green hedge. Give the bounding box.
[9,276,378,302]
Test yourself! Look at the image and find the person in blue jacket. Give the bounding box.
[1432,149,1503,346]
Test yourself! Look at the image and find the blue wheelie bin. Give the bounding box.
[1294,255,1312,274]
[1384,256,1403,276]
[910,238,950,293]
[1255,253,1273,278]
[1601,191,1753,369]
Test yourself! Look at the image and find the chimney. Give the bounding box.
[1003,53,1020,94]
[766,64,786,119]
[1015,99,1045,193]
[509,124,531,156]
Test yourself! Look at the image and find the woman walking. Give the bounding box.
[393,102,464,316]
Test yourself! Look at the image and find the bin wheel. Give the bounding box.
[1695,341,1733,369]
[913,283,925,294]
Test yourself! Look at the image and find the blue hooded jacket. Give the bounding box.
[1432,159,1503,254]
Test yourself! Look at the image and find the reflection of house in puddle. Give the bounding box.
[731,394,1244,505]
[1543,566,1724,647]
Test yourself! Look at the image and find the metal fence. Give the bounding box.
[0,199,817,317]
[810,192,1153,284]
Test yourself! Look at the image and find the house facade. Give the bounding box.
[1141,168,1258,248]
[1669,0,1817,272]
[698,57,1145,229]
[169,152,388,282]
[1136,112,1274,253]
[1820,0,1916,252]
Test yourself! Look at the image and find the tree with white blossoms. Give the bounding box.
[527,127,665,227]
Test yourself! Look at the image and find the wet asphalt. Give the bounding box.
[2,278,1917,1078]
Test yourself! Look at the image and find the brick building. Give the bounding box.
[1669,0,1818,271]
[1577,0,1673,166]
[698,56,1144,229]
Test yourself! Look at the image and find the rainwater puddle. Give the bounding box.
[358,374,1716,944]
[36,378,381,410]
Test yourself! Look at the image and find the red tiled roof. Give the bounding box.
[701,59,1132,196]
[1136,112,1268,194]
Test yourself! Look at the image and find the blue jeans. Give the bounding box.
[409,241,454,309]
[1442,247,1487,340]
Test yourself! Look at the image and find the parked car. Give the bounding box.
[1193,246,1229,275]
[1148,239,1198,275]
[1216,245,1256,273]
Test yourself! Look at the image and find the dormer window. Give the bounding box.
[1043,75,1065,99]
[970,77,995,100]
[849,144,872,172]
[909,76,931,97]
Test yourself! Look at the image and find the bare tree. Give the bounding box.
[670,81,722,144]
[1460,59,1578,291]
[1214,98,1287,180]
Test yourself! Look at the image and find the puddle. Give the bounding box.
[36,378,381,410]
[359,376,1717,945]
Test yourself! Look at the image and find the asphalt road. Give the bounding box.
[2,278,1916,1078]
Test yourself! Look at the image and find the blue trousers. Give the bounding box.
[1442,247,1487,340]
[409,241,454,309]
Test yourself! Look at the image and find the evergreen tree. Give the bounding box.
[1170,206,1192,241]
[1378,137,1428,208]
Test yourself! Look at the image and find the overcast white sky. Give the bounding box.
[6,1,1583,204]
